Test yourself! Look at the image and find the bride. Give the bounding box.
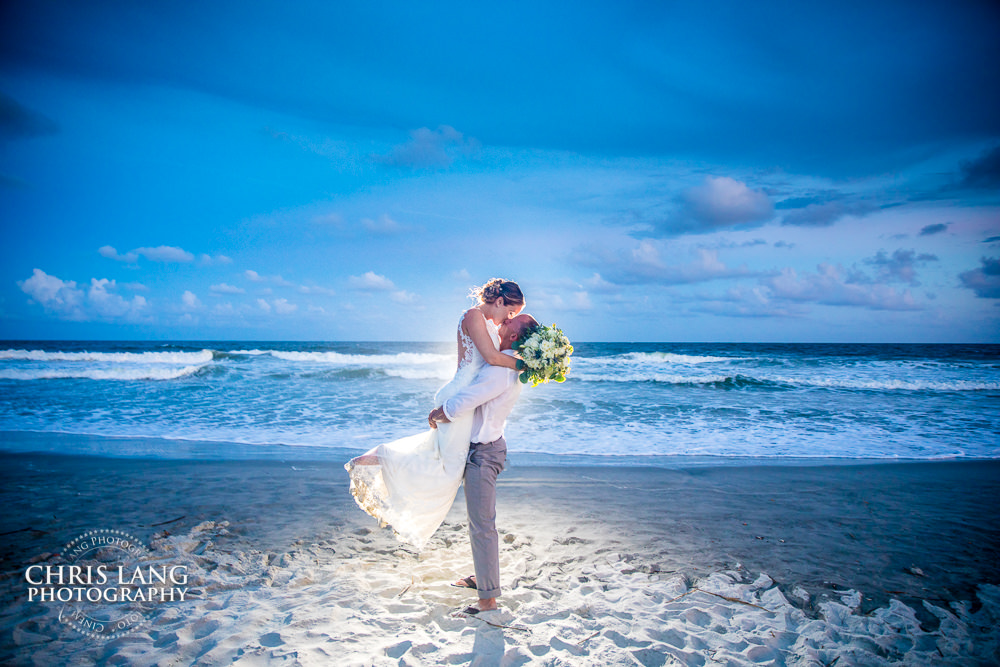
[345,278,524,549]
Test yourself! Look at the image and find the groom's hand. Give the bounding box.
[427,407,450,429]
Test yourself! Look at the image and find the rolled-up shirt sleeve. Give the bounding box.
[442,365,512,422]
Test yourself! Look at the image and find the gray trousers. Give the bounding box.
[464,436,506,600]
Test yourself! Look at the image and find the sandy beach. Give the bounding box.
[1,438,999,666]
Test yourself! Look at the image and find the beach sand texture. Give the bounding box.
[1,448,999,665]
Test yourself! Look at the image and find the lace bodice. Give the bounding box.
[458,309,500,370]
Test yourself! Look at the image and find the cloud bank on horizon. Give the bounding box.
[1,1,998,342]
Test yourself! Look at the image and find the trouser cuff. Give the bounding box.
[477,586,501,600]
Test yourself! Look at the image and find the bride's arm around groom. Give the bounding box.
[427,313,537,432]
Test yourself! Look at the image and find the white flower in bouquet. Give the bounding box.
[514,324,573,387]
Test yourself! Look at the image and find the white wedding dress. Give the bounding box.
[345,312,500,550]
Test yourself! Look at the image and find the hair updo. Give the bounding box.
[471,278,524,306]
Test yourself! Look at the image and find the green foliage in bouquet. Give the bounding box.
[512,324,573,387]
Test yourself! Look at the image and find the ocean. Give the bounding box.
[0,341,997,464]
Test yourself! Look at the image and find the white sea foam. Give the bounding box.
[383,367,453,380]
[770,375,1000,392]
[616,351,744,364]
[0,365,205,381]
[1,342,996,462]
[228,349,450,366]
[573,369,998,391]
[574,372,735,385]
[0,349,214,364]
[273,350,448,365]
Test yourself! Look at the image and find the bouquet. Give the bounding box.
[514,324,573,387]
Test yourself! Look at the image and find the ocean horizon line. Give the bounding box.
[2,338,1000,348]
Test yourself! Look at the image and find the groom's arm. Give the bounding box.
[427,360,515,428]
[441,364,514,422]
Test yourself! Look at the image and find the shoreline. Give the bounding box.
[2,429,997,469]
[1,440,999,664]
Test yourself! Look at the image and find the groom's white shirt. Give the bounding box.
[442,349,522,444]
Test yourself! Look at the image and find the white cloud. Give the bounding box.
[312,212,345,227]
[764,264,920,311]
[573,241,756,286]
[18,269,147,321]
[361,214,404,235]
[530,288,594,312]
[552,291,593,310]
[308,211,415,238]
[583,273,619,293]
[273,298,297,314]
[135,246,195,263]
[88,279,147,318]
[210,283,245,294]
[349,271,396,291]
[680,176,774,229]
[181,290,202,309]
[244,270,293,287]
[380,125,480,168]
[251,298,298,315]
[692,285,801,319]
[19,269,85,319]
[780,200,875,227]
[99,244,205,263]
[572,291,593,309]
[644,176,774,237]
[198,253,233,265]
[98,245,139,263]
[298,284,336,296]
[390,290,417,304]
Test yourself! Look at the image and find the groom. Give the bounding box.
[427,313,538,613]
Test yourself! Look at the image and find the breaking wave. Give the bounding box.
[0,365,206,381]
[0,349,214,364]
[228,349,450,367]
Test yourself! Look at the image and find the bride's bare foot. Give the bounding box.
[352,455,379,466]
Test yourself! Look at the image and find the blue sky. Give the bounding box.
[1,1,998,342]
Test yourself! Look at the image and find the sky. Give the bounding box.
[1,1,998,342]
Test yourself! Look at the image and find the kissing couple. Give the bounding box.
[346,278,569,614]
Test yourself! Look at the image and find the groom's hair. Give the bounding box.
[513,314,539,343]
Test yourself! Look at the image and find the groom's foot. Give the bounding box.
[475,598,498,612]
[456,597,498,617]
[452,575,476,589]
[476,598,497,611]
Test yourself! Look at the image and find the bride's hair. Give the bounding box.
[471,278,524,306]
